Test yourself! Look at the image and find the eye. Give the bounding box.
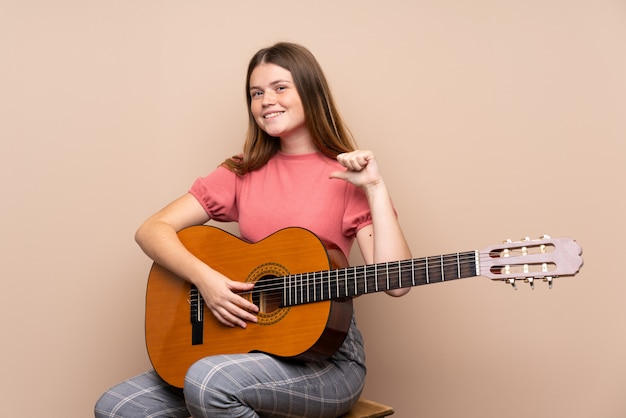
[250,90,263,98]
[276,85,286,93]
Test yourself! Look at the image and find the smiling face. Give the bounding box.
[248,63,313,153]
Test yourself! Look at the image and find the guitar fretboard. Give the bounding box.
[281,251,478,307]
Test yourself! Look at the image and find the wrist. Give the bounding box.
[362,177,386,195]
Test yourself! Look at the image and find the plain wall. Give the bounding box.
[2,1,624,417]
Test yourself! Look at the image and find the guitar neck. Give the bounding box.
[282,251,478,307]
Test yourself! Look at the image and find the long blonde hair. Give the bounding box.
[222,42,356,174]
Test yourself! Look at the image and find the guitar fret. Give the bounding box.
[441,255,445,281]
[326,270,330,300]
[287,274,291,305]
[313,273,322,302]
[316,272,320,301]
[328,269,332,300]
[426,256,430,284]
[318,272,322,301]
[363,266,367,293]
[293,274,297,304]
[473,251,479,277]
[385,263,389,289]
[288,274,292,305]
[297,273,306,303]
[381,263,385,291]
[326,269,331,300]
[300,272,304,303]
[289,274,293,305]
[298,273,303,304]
[374,264,378,292]
[385,263,389,290]
[318,271,322,301]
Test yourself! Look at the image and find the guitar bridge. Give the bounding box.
[189,285,204,345]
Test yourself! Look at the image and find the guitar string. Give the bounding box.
[200,244,545,295]
[239,253,480,303]
[243,246,543,292]
[236,248,550,305]
[192,245,558,308]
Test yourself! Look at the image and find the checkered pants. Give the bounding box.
[95,317,366,418]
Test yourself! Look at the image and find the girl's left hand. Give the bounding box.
[330,150,382,189]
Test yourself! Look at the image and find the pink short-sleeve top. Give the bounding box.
[189,151,373,259]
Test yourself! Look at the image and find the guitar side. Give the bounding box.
[145,226,353,388]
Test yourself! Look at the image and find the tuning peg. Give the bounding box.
[524,277,535,290]
[506,278,517,290]
[540,234,551,239]
[543,276,554,289]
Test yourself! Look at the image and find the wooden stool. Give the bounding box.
[185,397,393,418]
[340,398,394,418]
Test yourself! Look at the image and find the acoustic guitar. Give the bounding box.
[145,225,583,388]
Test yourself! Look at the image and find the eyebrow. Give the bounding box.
[249,79,293,91]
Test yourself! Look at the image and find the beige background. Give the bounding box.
[1,1,624,417]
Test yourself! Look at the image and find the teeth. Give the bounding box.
[264,112,283,119]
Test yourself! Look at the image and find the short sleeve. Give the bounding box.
[342,184,373,238]
[188,166,240,222]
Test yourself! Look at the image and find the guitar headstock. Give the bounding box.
[479,235,583,289]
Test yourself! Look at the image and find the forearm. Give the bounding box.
[136,216,258,328]
[135,219,214,286]
[361,180,412,297]
[363,179,412,264]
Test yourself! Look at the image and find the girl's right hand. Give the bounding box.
[194,271,259,328]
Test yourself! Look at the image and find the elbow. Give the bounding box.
[134,220,151,248]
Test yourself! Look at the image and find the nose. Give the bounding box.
[261,90,276,106]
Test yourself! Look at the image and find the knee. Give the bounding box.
[94,391,116,418]
[183,357,247,415]
[183,358,226,403]
[93,387,150,418]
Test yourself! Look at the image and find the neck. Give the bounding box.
[281,251,479,306]
[279,133,317,155]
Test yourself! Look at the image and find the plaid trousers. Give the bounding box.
[95,316,366,418]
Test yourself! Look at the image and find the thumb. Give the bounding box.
[229,280,255,292]
[329,170,349,181]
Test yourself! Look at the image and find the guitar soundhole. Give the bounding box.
[247,263,290,325]
[252,275,283,314]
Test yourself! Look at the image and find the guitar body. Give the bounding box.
[145,225,354,388]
